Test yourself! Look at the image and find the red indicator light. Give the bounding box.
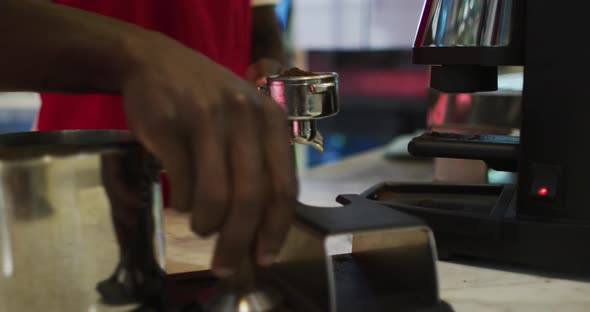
[537,187,549,196]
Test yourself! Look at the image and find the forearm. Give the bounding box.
[251,6,286,64]
[0,0,149,93]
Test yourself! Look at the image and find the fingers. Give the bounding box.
[123,88,193,213]
[189,97,230,237]
[123,53,295,279]
[127,70,295,278]
[153,133,192,212]
[257,58,283,77]
[245,64,259,83]
[256,95,298,266]
[245,58,284,85]
[211,92,265,277]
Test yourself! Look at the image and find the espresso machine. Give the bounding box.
[354,0,590,275]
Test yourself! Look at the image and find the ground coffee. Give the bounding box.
[277,67,319,77]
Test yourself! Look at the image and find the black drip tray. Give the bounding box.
[347,182,590,276]
[351,183,517,251]
[373,189,500,214]
[362,183,514,218]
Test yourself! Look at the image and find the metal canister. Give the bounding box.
[0,130,164,311]
[260,72,339,152]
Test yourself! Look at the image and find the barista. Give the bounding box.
[0,0,296,278]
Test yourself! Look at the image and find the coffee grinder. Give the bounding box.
[353,0,590,274]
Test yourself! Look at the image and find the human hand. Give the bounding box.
[245,58,283,86]
[121,33,297,277]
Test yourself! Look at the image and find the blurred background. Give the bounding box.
[285,0,429,168]
[0,92,40,133]
[0,0,429,169]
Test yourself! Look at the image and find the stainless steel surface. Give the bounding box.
[262,203,439,312]
[260,72,339,151]
[351,227,439,300]
[427,72,522,130]
[268,224,332,311]
[0,130,164,311]
[427,92,520,130]
[415,0,514,47]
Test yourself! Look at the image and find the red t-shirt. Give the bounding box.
[37,0,252,130]
[37,0,252,207]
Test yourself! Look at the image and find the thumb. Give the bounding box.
[245,64,259,82]
[255,76,268,86]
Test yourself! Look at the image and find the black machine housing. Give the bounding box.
[352,0,590,275]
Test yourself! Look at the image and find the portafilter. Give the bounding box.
[259,71,339,152]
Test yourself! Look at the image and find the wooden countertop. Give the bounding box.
[164,147,590,312]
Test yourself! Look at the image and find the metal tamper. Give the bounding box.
[205,257,283,312]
